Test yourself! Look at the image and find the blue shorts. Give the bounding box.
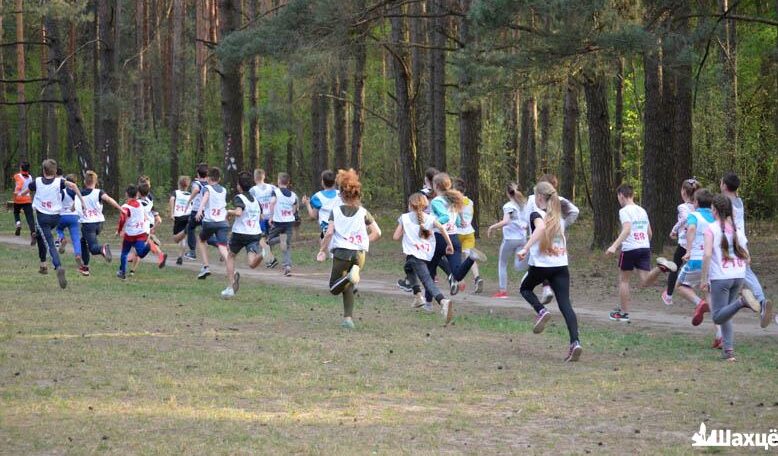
[260,219,271,236]
[619,248,651,271]
[200,222,229,246]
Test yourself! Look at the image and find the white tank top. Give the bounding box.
[677,202,694,248]
[707,221,748,280]
[60,188,81,217]
[330,206,369,252]
[272,188,297,223]
[250,184,276,220]
[431,196,459,235]
[502,200,528,241]
[203,185,227,223]
[688,210,712,262]
[172,190,192,218]
[80,189,105,223]
[190,180,206,213]
[122,203,147,237]
[529,209,568,268]
[33,177,64,215]
[314,190,342,227]
[401,212,435,261]
[232,194,262,235]
[458,197,475,235]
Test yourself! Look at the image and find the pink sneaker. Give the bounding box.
[661,290,673,306]
[492,290,508,299]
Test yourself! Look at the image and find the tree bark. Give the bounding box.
[285,77,295,183]
[560,81,578,200]
[457,0,480,235]
[246,0,260,171]
[350,20,366,173]
[390,9,421,199]
[0,0,8,186]
[134,0,146,174]
[218,0,245,192]
[518,96,537,193]
[719,0,738,165]
[311,78,329,190]
[97,0,120,196]
[583,74,616,249]
[613,57,624,185]
[428,0,446,170]
[15,0,28,161]
[169,0,184,188]
[332,68,348,170]
[672,7,693,187]
[504,90,519,183]
[195,0,209,162]
[45,16,94,174]
[410,0,429,172]
[41,22,59,161]
[538,95,550,175]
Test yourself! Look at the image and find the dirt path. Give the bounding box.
[3,234,775,339]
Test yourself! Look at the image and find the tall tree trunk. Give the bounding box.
[311,78,329,191]
[332,68,348,170]
[410,0,429,172]
[45,16,94,174]
[0,0,8,186]
[169,0,184,188]
[560,81,578,200]
[504,90,519,183]
[673,7,693,187]
[390,9,421,198]
[246,0,260,171]
[218,0,244,192]
[350,19,366,173]
[613,57,624,185]
[518,96,537,193]
[719,0,738,165]
[134,0,146,174]
[538,95,550,175]
[583,74,616,249]
[284,77,295,182]
[97,0,120,196]
[428,0,446,170]
[457,0,480,235]
[41,21,59,161]
[195,0,209,162]
[15,0,28,161]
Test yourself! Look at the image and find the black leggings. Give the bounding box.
[666,245,686,295]
[520,266,579,343]
[14,203,35,233]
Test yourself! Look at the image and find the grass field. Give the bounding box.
[1,232,777,454]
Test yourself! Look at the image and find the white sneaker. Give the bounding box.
[740,288,761,313]
[221,287,235,299]
[347,265,361,286]
[412,293,425,308]
[656,257,677,273]
[440,299,454,325]
[421,302,435,313]
[540,286,554,305]
[198,266,211,279]
[468,248,488,262]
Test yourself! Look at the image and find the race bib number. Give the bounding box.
[414,242,432,253]
[633,232,647,241]
[210,208,222,217]
[721,257,746,269]
[347,232,365,245]
[83,208,101,219]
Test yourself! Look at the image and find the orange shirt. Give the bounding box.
[13,172,32,204]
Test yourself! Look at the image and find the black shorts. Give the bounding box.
[229,233,261,255]
[200,222,229,245]
[173,216,189,235]
[619,248,651,271]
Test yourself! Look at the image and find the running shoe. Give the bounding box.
[421,302,435,313]
[116,270,126,280]
[197,266,211,280]
[175,256,183,266]
[14,221,21,236]
[56,268,67,289]
[102,243,112,262]
[341,318,355,329]
[740,288,760,313]
[492,291,509,299]
[448,274,459,296]
[473,277,484,294]
[183,251,197,261]
[397,279,413,292]
[609,309,630,322]
[347,265,361,286]
[78,266,90,277]
[233,272,241,293]
[661,290,673,306]
[129,270,135,277]
[149,234,161,246]
[440,299,454,325]
[712,336,723,350]
[468,248,488,262]
[221,287,235,299]
[57,238,67,254]
[760,298,773,329]
[564,341,582,362]
[266,258,279,269]
[158,253,168,269]
[533,308,551,334]
[540,286,554,305]
[283,266,292,277]
[38,265,48,275]
[412,293,425,308]
[722,349,736,362]
[691,300,709,326]
[656,257,677,273]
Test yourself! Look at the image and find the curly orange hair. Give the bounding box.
[336,168,362,204]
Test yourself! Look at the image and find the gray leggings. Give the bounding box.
[404,255,444,303]
[498,238,528,290]
[710,278,745,351]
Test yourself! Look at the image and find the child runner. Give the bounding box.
[427,173,487,294]
[524,174,579,304]
[117,184,162,279]
[662,178,701,305]
[78,170,122,276]
[517,182,581,362]
[29,159,81,288]
[393,193,454,323]
[249,169,276,265]
[697,195,763,361]
[674,189,724,347]
[126,182,167,275]
[195,167,230,279]
[266,172,298,276]
[221,172,264,298]
[317,169,382,329]
[453,178,483,293]
[55,174,86,271]
[183,163,209,260]
[487,182,529,299]
[606,184,677,322]
[12,160,36,244]
[719,172,773,328]
[170,176,192,265]
[302,169,341,239]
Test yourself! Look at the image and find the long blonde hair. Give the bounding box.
[409,193,431,239]
[535,181,563,254]
[432,173,464,213]
[712,194,748,260]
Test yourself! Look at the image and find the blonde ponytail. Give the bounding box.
[535,181,564,255]
[409,193,431,240]
[433,173,464,213]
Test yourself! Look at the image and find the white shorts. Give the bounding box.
[677,264,702,288]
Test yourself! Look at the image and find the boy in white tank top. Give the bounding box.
[116,184,166,279]
[266,172,298,276]
[195,167,230,280]
[221,172,265,298]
